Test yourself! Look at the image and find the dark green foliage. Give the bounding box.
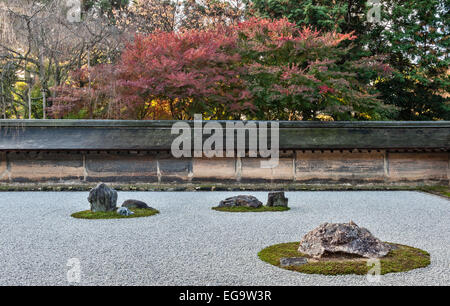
[83,0,129,12]
[237,18,395,120]
[83,0,129,19]
[249,0,450,120]
[0,60,17,118]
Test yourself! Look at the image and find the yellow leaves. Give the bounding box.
[336,96,346,104]
[15,81,27,90]
[359,113,372,120]
[373,76,382,84]
[145,99,159,107]
[316,114,334,121]
[329,95,348,105]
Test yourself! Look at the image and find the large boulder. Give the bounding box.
[122,199,152,210]
[266,191,288,207]
[218,195,262,208]
[88,183,118,212]
[298,221,392,259]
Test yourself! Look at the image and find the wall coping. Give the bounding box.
[1,119,450,128]
[0,120,449,151]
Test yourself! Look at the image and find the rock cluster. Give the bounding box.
[219,195,263,208]
[218,192,289,209]
[298,221,392,258]
[88,183,118,212]
[87,184,154,216]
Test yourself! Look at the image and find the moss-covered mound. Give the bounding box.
[71,208,159,219]
[258,242,430,275]
[212,206,290,212]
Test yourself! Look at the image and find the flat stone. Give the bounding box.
[298,221,392,259]
[122,199,152,209]
[88,183,117,212]
[280,257,308,267]
[266,191,288,207]
[218,195,262,208]
[117,207,134,216]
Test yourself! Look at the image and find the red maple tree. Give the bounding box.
[52,27,251,119]
[51,18,393,120]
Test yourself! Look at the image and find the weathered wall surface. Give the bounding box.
[0,120,448,186]
[0,150,447,185]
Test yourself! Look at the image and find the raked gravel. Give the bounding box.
[0,191,448,286]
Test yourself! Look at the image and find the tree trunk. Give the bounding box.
[27,88,31,119]
[1,82,5,119]
[42,90,46,119]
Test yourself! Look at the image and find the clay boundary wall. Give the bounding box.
[0,120,448,186]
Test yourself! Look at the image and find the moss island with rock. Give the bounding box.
[212,192,290,212]
[71,183,159,219]
[71,208,159,220]
[213,206,289,212]
[258,222,430,275]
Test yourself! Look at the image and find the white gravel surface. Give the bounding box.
[0,191,448,286]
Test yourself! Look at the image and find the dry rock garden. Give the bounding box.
[259,221,430,275]
[0,190,446,285]
[70,183,431,276]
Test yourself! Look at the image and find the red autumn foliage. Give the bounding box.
[52,27,251,119]
[236,17,356,49]
[235,17,393,120]
[50,17,392,120]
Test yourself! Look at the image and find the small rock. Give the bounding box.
[280,257,308,267]
[117,207,134,216]
[88,183,117,212]
[266,191,288,207]
[122,199,152,210]
[298,221,392,259]
[218,195,262,208]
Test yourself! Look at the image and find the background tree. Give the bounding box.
[51,26,251,120]
[0,0,249,119]
[181,0,247,29]
[0,0,127,118]
[237,18,394,120]
[2,0,447,121]
[118,0,181,33]
[0,58,18,118]
[83,0,130,18]
[249,0,450,120]
[119,0,247,34]
[51,18,393,120]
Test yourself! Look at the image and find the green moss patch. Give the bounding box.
[71,208,159,219]
[258,242,430,275]
[212,206,290,212]
[420,185,450,198]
